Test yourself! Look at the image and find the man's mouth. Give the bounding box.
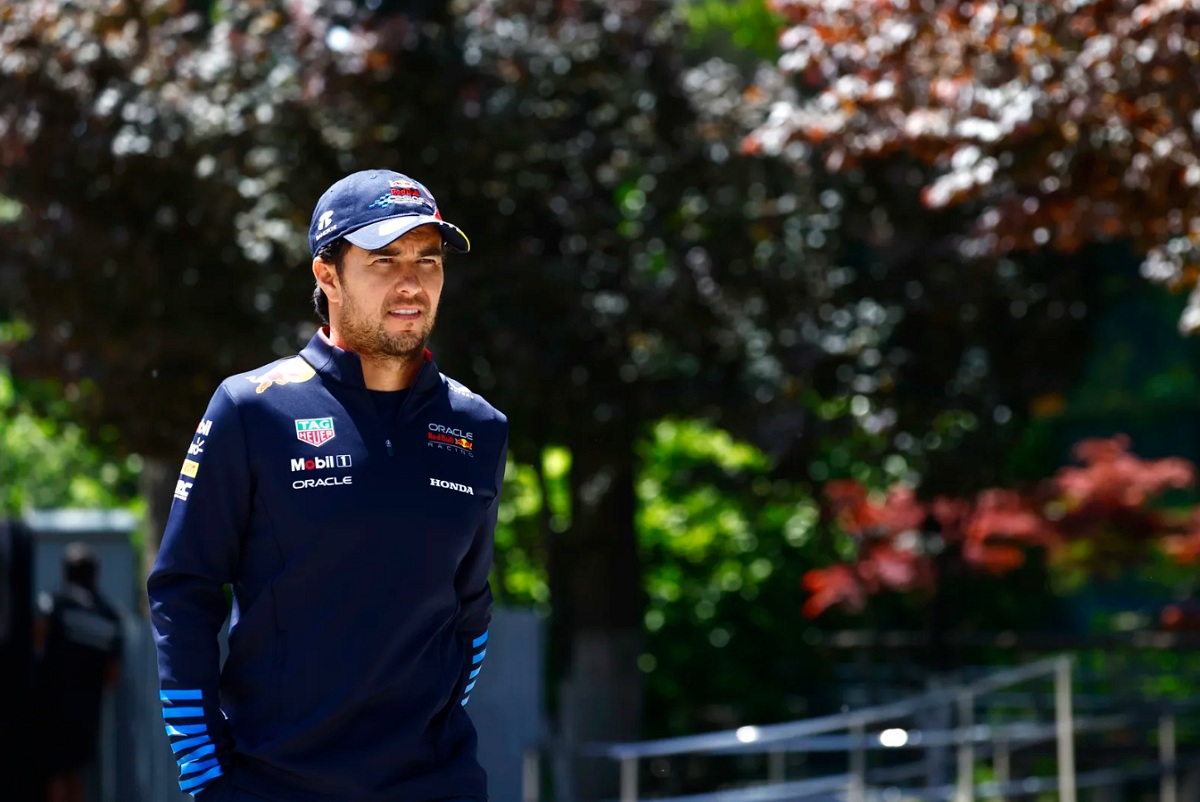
[388,308,422,318]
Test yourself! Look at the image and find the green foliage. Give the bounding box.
[541,447,572,532]
[681,0,783,61]
[0,366,142,517]
[0,192,20,223]
[494,457,551,609]
[636,419,834,734]
[488,419,843,733]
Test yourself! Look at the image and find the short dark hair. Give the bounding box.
[313,238,351,325]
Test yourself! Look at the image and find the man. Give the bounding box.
[34,542,124,802]
[147,170,507,801]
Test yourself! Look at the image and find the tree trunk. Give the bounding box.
[137,455,177,609]
[551,425,644,802]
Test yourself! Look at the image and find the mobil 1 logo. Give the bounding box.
[291,455,352,472]
[290,453,353,490]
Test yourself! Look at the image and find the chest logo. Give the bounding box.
[428,422,474,456]
[430,477,474,495]
[295,417,336,447]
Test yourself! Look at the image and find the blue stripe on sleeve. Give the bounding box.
[469,667,481,679]
[177,743,216,765]
[461,695,470,706]
[473,631,489,648]
[180,757,221,777]
[163,707,204,719]
[179,764,223,792]
[166,724,208,737]
[171,734,212,754]
[161,689,204,701]
[472,648,487,664]
[464,681,476,694]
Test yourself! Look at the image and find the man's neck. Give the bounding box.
[324,326,423,390]
[359,354,422,391]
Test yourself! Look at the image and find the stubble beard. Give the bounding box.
[337,296,435,364]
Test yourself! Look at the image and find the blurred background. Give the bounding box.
[3,1,1200,800]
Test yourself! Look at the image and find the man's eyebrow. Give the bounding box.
[371,243,444,257]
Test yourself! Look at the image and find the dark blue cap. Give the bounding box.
[309,170,470,255]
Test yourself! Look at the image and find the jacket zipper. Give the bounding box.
[378,360,432,459]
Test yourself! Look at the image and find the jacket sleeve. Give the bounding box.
[146,384,250,796]
[454,431,507,708]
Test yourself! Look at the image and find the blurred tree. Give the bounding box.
[0,363,141,518]
[744,0,1200,330]
[2,0,1157,782]
[805,436,1200,629]
[0,1,822,792]
[636,418,834,738]
[678,4,1109,504]
[493,420,840,744]
[0,0,323,589]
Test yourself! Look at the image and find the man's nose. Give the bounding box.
[392,263,423,292]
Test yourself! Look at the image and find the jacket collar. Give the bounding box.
[300,328,438,392]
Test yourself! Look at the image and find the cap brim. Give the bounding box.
[343,215,471,253]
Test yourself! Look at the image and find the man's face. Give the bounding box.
[323,225,445,360]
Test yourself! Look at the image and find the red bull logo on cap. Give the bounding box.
[388,179,422,200]
[247,357,316,394]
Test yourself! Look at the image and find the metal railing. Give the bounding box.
[524,654,1193,802]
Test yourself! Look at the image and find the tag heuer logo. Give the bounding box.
[295,417,336,447]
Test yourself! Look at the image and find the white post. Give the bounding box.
[1055,656,1077,802]
[768,750,785,784]
[523,747,540,802]
[1161,712,1178,802]
[993,735,1010,802]
[957,692,975,802]
[848,720,867,802]
[620,757,639,802]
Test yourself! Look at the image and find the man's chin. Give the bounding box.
[378,334,429,360]
[341,331,427,361]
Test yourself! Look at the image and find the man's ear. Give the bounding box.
[313,257,340,304]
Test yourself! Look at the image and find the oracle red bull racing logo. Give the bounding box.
[247,357,316,394]
[295,417,336,447]
[427,422,473,456]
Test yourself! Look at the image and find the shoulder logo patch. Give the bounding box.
[248,357,316,394]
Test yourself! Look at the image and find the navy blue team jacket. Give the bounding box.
[147,330,507,801]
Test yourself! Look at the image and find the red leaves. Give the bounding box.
[825,478,926,534]
[801,480,932,616]
[1057,435,1193,508]
[802,564,865,618]
[803,436,1200,617]
[801,541,931,618]
[1047,435,1197,571]
[959,489,1051,573]
[746,0,1200,328]
[1161,509,1200,565]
